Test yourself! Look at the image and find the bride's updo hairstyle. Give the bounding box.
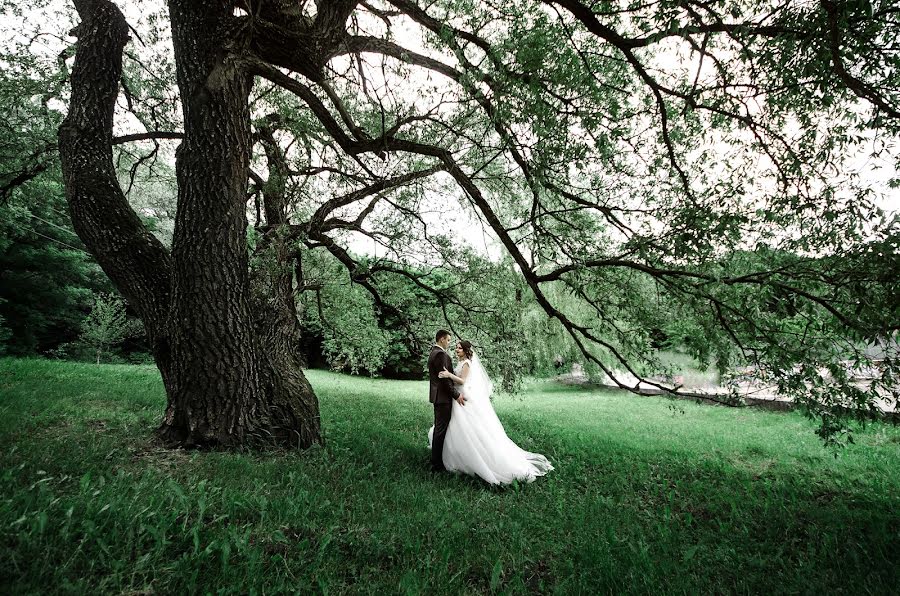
[458,340,474,360]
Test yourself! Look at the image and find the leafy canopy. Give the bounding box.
[2,0,899,443]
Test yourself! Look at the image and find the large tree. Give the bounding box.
[46,0,899,447]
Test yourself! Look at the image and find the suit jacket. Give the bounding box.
[428,345,460,404]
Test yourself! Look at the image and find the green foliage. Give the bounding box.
[1,358,898,593]
[2,0,897,448]
[317,285,393,375]
[0,5,70,204]
[0,300,10,354]
[0,191,113,355]
[654,243,900,444]
[0,8,116,357]
[295,248,393,375]
[297,246,540,390]
[73,292,143,364]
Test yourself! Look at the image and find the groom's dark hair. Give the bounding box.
[435,329,451,342]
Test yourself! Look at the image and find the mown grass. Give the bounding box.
[0,357,898,594]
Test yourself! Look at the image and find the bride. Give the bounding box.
[428,340,554,485]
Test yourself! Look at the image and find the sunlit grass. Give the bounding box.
[1,358,897,594]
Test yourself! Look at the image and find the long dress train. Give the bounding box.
[428,354,553,485]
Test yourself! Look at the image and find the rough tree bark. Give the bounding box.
[59,0,321,449]
[250,116,321,446]
[58,0,174,392]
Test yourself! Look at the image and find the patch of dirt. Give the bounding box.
[130,445,194,468]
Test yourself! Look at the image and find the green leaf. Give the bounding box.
[490,558,503,591]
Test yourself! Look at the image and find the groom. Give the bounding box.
[428,330,466,472]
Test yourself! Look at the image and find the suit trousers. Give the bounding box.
[431,402,452,470]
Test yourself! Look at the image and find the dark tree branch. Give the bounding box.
[821,0,900,120]
[58,0,172,369]
[111,131,184,144]
[305,165,444,234]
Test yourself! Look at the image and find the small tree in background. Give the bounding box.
[78,293,141,364]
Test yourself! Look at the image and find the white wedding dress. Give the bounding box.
[428,353,553,485]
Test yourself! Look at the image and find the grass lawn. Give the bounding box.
[1,358,898,594]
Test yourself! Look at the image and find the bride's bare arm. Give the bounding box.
[439,362,470,384]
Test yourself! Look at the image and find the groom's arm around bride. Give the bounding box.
[428,335,465,406]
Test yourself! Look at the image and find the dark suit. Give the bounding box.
[428,345,460,471]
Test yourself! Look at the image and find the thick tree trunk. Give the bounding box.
[157,0,321,448]
[161,0,267,446]
[58,0,174,392]
[60,0,321,449]
[251,118,322,447]
[251,117,320,448]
